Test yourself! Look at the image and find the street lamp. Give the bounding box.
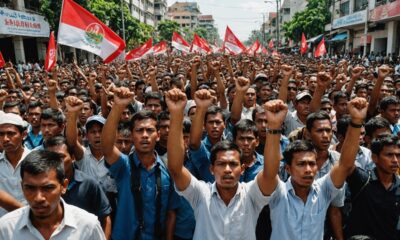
[265,0,281,49]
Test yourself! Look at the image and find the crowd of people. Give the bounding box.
[0,51,399,240]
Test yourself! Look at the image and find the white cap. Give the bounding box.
[0,111,28,128]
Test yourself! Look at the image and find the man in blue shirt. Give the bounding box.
[101,87,179,240]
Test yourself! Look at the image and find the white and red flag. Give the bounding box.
[300,33,308,55]
[261,46,268,55]
[125,38,153,61]
[268,39,274,49]
[190,34,211,54]
[314,37,326,58]
[246,40,261,55]
[58,0,125,63]
[152,41,167,55]
[0,51,5,68]
[223,26,246,55]
[44,31,57,72]
[171,32,190,53]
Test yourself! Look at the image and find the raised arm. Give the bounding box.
[367,65,390,117]
[278,64,294,102]
[257,99,288,196]
[0,90,7,110]
[190,56,201,100]
[230,77,250,124]
[189,89,214,150]
[210,60,227,109]
[101,87,133,165]
[65,96,85,161]
[345,66,364,95]
[46,79,60,110]
[165,89,192,190]
[330,97,368,188]
[310,72,332,112]
[147,66,159,92]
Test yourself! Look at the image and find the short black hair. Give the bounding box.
[336,115,351,137]
[371,135,400,156]
[333,91,349,105]
[117,122,132,137]
[233,119,258,140]
[144,92,163,105]
[21,150,65,184]
[45,136,74,158]
[365,117,391,137]
[183,117,191,134]
[28,101,43,110]
[130,110,158,129]
[283,140,316,165]
[306,111,331,131]
[379,95,400,111]
[210,140,242,165]
[157,111,170,129]
[41,108,66,126]
[204,105,225,123]
[252,106,266,122]
[355,83,367,93]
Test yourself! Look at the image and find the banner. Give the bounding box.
[223,26,246,54]
[126,38,153,61]
[191,34,211,54]
[172,32,190,53]
[300,33,308,55]
[152,41,167,55]
[44,31,57,72]
[58,0,125,63]
[0,7,50,37]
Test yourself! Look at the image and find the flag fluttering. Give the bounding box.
[223,26,246,55]
[190,34,212,54]
[246,40,261,55]
[314,37,326,58]
[268,39,274,49]
[0,52,5,68]
[300,33,308,55]
[152,41,167,55]
[58,0,125,63]
[44,31,57,72]
[171,32,190,53]
[125,38,153,61]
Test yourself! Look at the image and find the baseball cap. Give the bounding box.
[85,115,106,129]
[0,111,28,128]
[255,73,268,82]
[295,91,312,101]
[184,100,196,116]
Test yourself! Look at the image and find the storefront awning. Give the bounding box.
[330,33,347,42]
[306,34,323,43]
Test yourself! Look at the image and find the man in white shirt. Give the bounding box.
[0,150,105,239]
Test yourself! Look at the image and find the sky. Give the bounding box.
[166,0,278,42]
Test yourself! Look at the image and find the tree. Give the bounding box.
[245,29,270,46]
[282,0,331,42]
[157,20,180,42]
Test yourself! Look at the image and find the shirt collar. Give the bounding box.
[131,150,163,170]
[371,168,400,190]
[211,181,242,200]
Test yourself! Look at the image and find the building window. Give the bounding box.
[24,0,40,11]
[340,1,350,16]
[354,0,368,12]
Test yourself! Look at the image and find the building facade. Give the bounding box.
[154,0,167,25]
[126,0,155,27]
[0,0,50,64]
[167,1,201,29]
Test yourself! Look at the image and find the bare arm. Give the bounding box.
[147,66,159,92]
[345,66,364,95]
[47,78,60,110]
[310,72,332,113]
[101,215,112,240]
[257,100,288,195]
[165,89,192,190]
[211,61,227,109]
[278,65,293,102]
[65,96,85,161]
[367,65,390,117]
[190,56,201,100]
[330,97,368,188]
[166,210,176,240]
[101,87,133,165]
[0,190,23,211]
[328,206,344,240]
[230,77,250,124]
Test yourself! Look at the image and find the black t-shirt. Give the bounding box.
[345,167,400,240]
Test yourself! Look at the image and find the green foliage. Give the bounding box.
[282,0,331,42]
[245,29,271,46]
[157,20,180,41]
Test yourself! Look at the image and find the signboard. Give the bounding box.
[370,0,400,22]
[332,10,367,29]
[0,7,50,37]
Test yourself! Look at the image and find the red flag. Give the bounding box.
[272,50,279,56]
[125,38,153,61]
[152,41,167,55]
[58,0,125,63]
[268,39,274,49]
[172,32,190,53]
[44,31,57,72]
[300,33,308,55]
[190,34,211,54]
[223,26,246,54]
[0,52,5,68]
[261,46,268,55]
[314,37,326,58]
[246,40,261,55]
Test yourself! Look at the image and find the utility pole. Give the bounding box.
[276,0,279,49]
[121,0,126,42]
[363,2,369,57]
[262,13,266,45]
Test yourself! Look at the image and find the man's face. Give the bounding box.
[41,119,64,141]
[356,88,368,99]
[234,130,258,159]
[135,84,145,99]
[380,84,391,99]
[254,112,268,140]
[79,102,93,124]
[115,132,133,155]
[244,88,256,108]
[286,151,318,188]
[373,145,400,175]
[33,83,41,92]
[309,119,332,151]
[295,98,311,117]
[320,103,332,114]
[381,104,400,125]
[132,119,159,154]
[228,88,236,103]
[120,108,132,123]
[22,170,67,219]
[6,93,18,103]
[0,124,25,153]
[258,85,272,103]
[308,77,317,92]
[210,150,244,189]
[86,123,103,149]
[334,98,348,118]
[47,144,73,173]
[287,83,297,101]
[158,119,170,145]
[183,132,190,152]
[145,99,162,114]
[205,113,225,140]
[27,107,42,128]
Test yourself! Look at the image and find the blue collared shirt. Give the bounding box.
[241,152,264,182]
[107,151,180,240]
[269,174,342,240]
[23,125,43,150]
[189,136,214,182]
